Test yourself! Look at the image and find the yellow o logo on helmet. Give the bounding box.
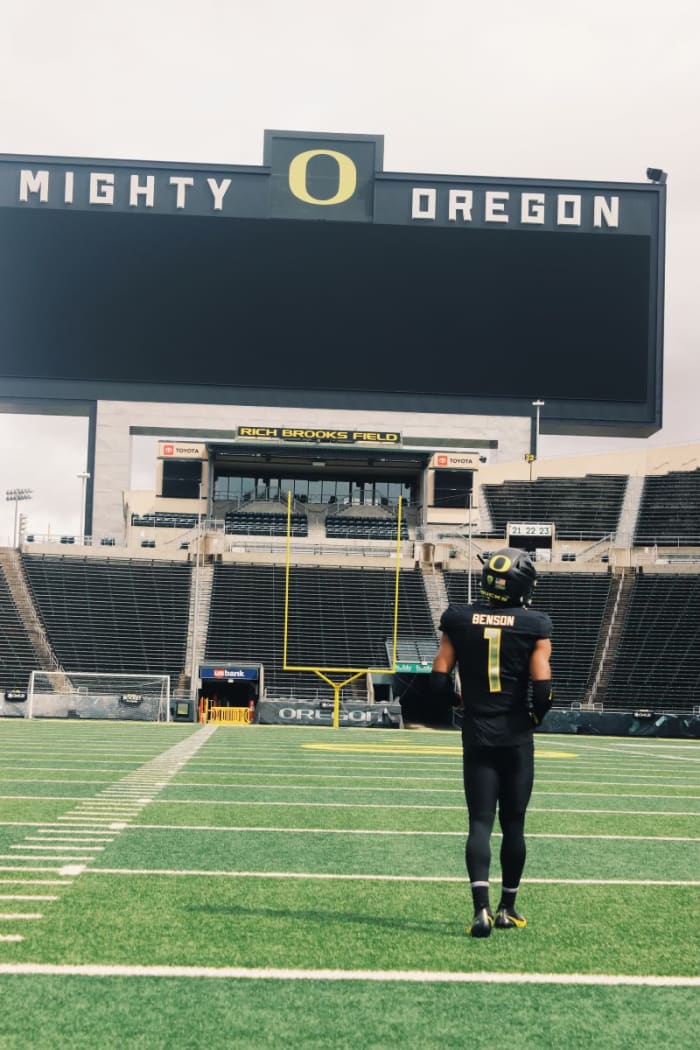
[489,554,512,573]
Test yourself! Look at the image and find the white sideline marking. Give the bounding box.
[124,824,700,843]
[89,868,700,886]
[0,913,43,920]
[0,963,695,987]
[0,936,23,942]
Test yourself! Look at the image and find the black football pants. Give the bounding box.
[462,741,535,890]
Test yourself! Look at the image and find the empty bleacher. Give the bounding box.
[0,568,38,691]
[131,512,199,529]
[325,514,408,541]
[21,555,191,683]
[482,475,628,540]
[443,570,613,706]
[605,573,700,714]
[205,564,436,698]
[634,469,700,545]
[225,511,308,537]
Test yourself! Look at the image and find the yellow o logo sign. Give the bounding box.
[489,554,512,573]
[288,149,357,206]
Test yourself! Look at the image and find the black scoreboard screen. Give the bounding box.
[0,207,652,403]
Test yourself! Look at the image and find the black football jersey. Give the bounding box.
[439,601,553,746]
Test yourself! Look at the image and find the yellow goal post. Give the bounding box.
[282,491,403,728]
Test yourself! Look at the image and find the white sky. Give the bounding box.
[1,0,699,541]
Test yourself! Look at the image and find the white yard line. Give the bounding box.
[10,845,104,852]
[0,962,696,986]
[155,782,700,800]
[121,823,700,842]
[0,895,58,901]
[88,868,700,886]
[144,798,700,817]
[166,774,700,791]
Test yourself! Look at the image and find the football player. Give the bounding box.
[431,548,553,938]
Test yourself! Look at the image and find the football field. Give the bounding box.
[0,719,697,1049]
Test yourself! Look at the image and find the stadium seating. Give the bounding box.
[605,573,700,714]
[205,564,435,698]
[132,512,199,529]
[0,569,38,691]
[444,570,613,705]
[21,555,191,684]
[634,469,700,545]
[224,511,308,537]
[482,475,628,540]
[325,515,408,540]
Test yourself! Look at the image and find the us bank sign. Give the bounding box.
[0,129,660,236]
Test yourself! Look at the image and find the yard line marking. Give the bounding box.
[0,795,91,802]
[169,773,700,791]
[0,935,23,942]
[32,832,114,839]
[147,798,700,817]
[123,824,700,843]
[89,868,700,886]
[0,895,58,901]
[0,868,73,876]
[0,913,43,920]
[0,880,71,886]
[10,844,104,852]
[156,782,700,800]
[0,963,696,986]
[0,855,99,863]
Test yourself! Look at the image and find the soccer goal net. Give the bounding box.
[26,671,171,722]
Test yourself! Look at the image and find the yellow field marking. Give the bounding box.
[303,743,576,758]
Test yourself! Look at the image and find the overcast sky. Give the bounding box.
[1,0,699,542]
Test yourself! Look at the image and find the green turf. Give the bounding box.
[0,978,695,1050]
[0,721,697,1049]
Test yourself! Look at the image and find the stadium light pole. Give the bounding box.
[77,472,90,542]
[467,489,474,604]
[5,488,32,547]
[532,399,545,466]
[189,481,205,705]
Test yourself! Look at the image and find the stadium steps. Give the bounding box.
[583,571,635,707]
[615,474,645,547]
[0,548,60,673]
[420,566,449,633]
[475,485,494,534]
[183,560,214,687]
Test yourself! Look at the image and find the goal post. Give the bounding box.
[26,671,171,722]
[282,492,403,727]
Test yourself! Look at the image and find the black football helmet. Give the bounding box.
[480,548,537,607]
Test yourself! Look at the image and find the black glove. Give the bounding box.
[529,679,553,726]
[430,671,461,707]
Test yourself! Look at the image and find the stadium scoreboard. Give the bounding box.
[0,129,665,435]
